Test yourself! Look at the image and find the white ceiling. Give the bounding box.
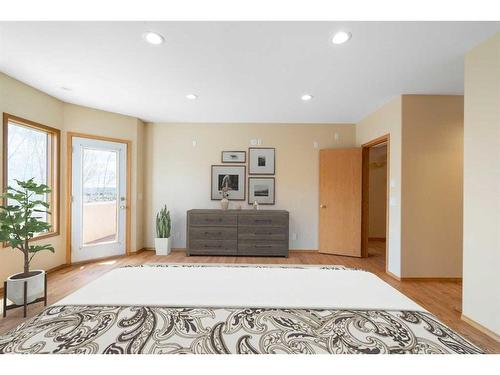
[0,21,499,123]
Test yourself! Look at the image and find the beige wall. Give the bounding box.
[357,95,464,278]
[462,33,500,335]
[356,97,402,276]
[143,123,356,250]
[368,146,387,239]
[0,74,145,284]
[401,95,464,277]
[0,73,65,283]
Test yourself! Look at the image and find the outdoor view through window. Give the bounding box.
[7,121,49,225]
[82,148,118,246]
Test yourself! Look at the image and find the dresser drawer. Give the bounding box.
[189,214,237,226]
[189,240,237,255]
[190,226,237,241]
[238,214,288,227]
[238,241,288,256]
[238,226,287,241]
[186,209,289,257]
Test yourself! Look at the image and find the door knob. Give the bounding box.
[120,205,127,209]
[320,204,327,209]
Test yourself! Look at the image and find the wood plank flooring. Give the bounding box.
[1,241,498,353]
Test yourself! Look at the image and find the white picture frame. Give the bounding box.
[211,165,246,200]
[221,150,246,163]
[248,147,275,175]
[248,177,275,205]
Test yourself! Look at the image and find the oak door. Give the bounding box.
[319,148,362,257]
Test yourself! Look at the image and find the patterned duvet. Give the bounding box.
[0,264,482,354]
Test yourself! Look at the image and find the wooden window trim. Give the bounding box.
[2,113,61,246]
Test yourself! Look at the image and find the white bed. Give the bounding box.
[0,264,483,354]
[57,263,422,311]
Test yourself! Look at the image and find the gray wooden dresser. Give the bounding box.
[187,209,289,257]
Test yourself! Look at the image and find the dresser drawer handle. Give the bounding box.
[205,231,223,235]
[204,244,223,248]
[254,219,272,223]
[255,245,272,248]
[254,232,273,235]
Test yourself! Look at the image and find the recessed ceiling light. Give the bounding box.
[301,94,313,101]
[186,94,198,100]
[332,31,351,45]
[142,31,164,45]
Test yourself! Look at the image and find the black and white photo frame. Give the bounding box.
[221,150,246,163]
[248,177,275,205]
[211,165,246,200]
[248,147,275,175]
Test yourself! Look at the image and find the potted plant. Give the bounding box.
[154,205,171,255]
[0,178,54,305]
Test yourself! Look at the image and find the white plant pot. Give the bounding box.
[155,237,171,255]
[6,270,45,305]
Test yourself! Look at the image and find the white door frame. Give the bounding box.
[66,133,131,264]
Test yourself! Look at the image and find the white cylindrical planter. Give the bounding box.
[6,270,45,305]
[154,237,171,255]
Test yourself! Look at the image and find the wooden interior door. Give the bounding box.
[319,148,362,257]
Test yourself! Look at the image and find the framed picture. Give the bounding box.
[248,177,275,205]
[221,150,246,163]
[248,147,275,175]
[211,165,246,200]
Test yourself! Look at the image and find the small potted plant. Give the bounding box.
[0,179,54,305]
[154,205,171,255]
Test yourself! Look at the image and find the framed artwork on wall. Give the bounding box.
[248,147,275,175]
[211,165,246,200]
[221,150,246,163]
[248,177,275,205]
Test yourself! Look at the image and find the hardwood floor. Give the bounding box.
[1,240,498,353]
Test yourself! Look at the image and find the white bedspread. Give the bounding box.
[56,263,423,311]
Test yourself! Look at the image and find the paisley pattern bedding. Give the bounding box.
[0,264,482,354]
[124,263,357,271]
[0,304,482,354]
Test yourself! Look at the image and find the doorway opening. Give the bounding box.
[361,134,390,272]
[367,143,388,258]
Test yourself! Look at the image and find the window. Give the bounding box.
[2,113,60,242]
